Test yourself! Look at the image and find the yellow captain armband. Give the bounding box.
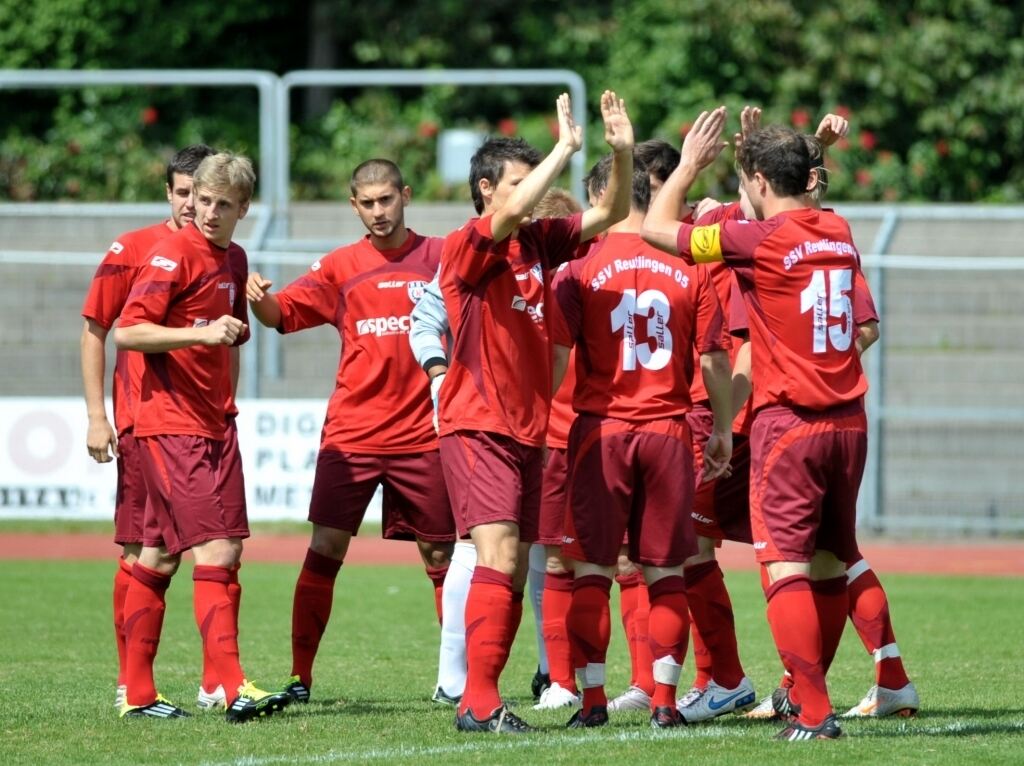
[690,224,724,263]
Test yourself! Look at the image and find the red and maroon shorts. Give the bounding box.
[139,422,249,555]
[537,447,570,546]
[687,405,753,545]
[438,431,543,542]
[562,414,696,568]
[749,402,867,564]
[308,448,455,542]
[113,430,147,546]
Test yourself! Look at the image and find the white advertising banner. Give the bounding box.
[0,398,382,522]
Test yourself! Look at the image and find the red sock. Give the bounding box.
[459,567,514,718]
[113,557,133,687]
[812,576,848,673]
[689,618,712,690]
[617,572,654,694]
[647,576,689,710]
[123,563,170,706]
[567,574,612,714]
[193,565,245,703]
[685,560,744,688]
[847,561,910,689]
[765,573,832,727]
[425,565,448,625]
[201,564,243,692]
[291,549,342,688]
[542,572,576,691]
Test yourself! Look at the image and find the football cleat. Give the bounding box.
[775,713,843,741]
[432,686,462,706]
[120,694,191,719]
[675,686,704,710]
[533,682,581,711]
[282,675,311,704]
[114,684,127,709]
[531,667,551,700]
[843,682,919,718]
[607,685,652,712]
[197,684,227,710]
[565,705,608,728]
[650,705,685,729]
[456,705,534,734]
[743,694,781,720]
[771,686,800,720]
[225,681,292,723]
[678,677,756,722]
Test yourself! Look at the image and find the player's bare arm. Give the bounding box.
[729,338,752,421]
[551,343,571,395]
[80,318,118,462]
[490,92,581,242]
[642,106,728,255]
[580,90,635,241]
[246,271,282,328]
[114,315,246,352]
[700,348,734,481]
[856,320,880,356]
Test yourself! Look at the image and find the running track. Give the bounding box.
[0,534,1021,576]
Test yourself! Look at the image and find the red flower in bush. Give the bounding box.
[66,140,81,156]
[859,130,877,151]
[935,139,950,157]
[547,118,560,140]
[417,121,439,138]
[497,118,518,136]
[791,108,811,129]
[856,169,873,187]
[678,121,693,139]
[141,106,159,126]
[834,104,851,119]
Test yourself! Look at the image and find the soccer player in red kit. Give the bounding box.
[643,109,872,740]
[80,144,218,709]
[550,154,734,729]
[246,159,456,703]
[440,91,634,734]
[114,153,291,722]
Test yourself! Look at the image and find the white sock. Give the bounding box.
[436,542,476,696]
[528,543,549,674]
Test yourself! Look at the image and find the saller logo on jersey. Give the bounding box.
[356,315,412,337]
[109,241,125,255]
[691,224,723,263]
[150,255,178,272]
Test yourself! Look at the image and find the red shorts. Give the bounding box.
[113,431,147,545]
[749,402,867,564]
[438,431,543,542]
[537,447,569,546]
[308,449,455,542]
[139,424,249,556]
[687,405,753,544]
[562,414,696,568]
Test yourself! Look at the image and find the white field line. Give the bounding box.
[197,719,1024,766]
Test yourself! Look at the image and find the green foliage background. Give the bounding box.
[2,0,1022,202]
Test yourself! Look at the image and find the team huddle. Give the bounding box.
[81,91,919,740]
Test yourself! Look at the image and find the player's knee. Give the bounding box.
[310,524,351,561]
[418,540,453,568]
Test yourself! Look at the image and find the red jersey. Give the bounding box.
[547,351,577,450]
[81,220,175,435]
[275,232,441,455]
[678,207,869,411]
[438,213,582,447]
[118,224,249,440]
[552,232,726,422]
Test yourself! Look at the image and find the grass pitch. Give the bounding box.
[3,558,1022,765]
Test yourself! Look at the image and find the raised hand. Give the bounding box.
[555,92,583,153]
[682,106,728,171]
[203,315,247,346]
[815,113,850,147]
[600,90,634,153]
[246,271,273,302]
[734,105,762,149]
